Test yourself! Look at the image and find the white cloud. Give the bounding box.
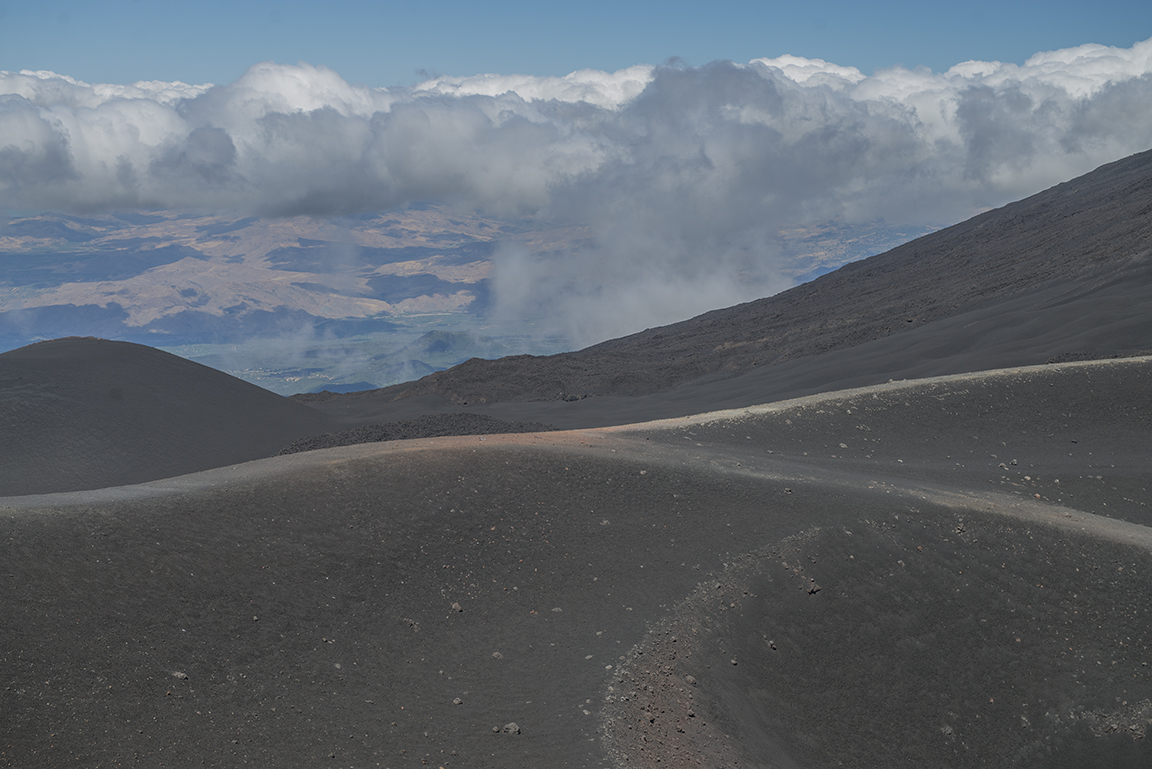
[411,65,655,109]
[750,54,866,87]
[0,69,212,109]
[3,37,1152,343]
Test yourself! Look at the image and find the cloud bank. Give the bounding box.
[3,37,1152,343]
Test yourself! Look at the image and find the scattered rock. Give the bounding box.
[172,671,188,680]
[452,697,463,705]
[451,602,463,612]
[502,722,521,735]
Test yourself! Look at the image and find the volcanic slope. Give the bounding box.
[0,337,337,496]
[311,147,1152,412]
[6,149,1150,498]
[3,357,1150,768]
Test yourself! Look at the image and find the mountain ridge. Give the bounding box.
[323,148,1151,405]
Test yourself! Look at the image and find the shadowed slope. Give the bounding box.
[3,358,1150,768]
[0,337,337,495]
[317,148,1152,407]
[301,254,1152,434]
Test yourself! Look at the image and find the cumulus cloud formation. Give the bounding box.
[411,65,655,109]
[3,37,1152,342]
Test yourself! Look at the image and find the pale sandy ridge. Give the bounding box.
[601,355,1152,433]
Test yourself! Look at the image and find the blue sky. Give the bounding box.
[2,0,1150,86]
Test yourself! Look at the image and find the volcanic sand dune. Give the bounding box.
[4,357,1151,768]
[0,337,338,496]
[0,338,567,496]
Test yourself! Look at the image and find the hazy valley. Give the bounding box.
[0,207,929,393]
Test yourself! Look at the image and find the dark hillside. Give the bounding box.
[4,359,1151,768]
[0,337,336,495]
[331,148,1151,405]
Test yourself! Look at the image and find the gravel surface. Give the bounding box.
[278,413,557,455]
[5,359,1151,768]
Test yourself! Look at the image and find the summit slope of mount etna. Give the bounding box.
[3,150,1152,769]
[319,148,1152,410]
